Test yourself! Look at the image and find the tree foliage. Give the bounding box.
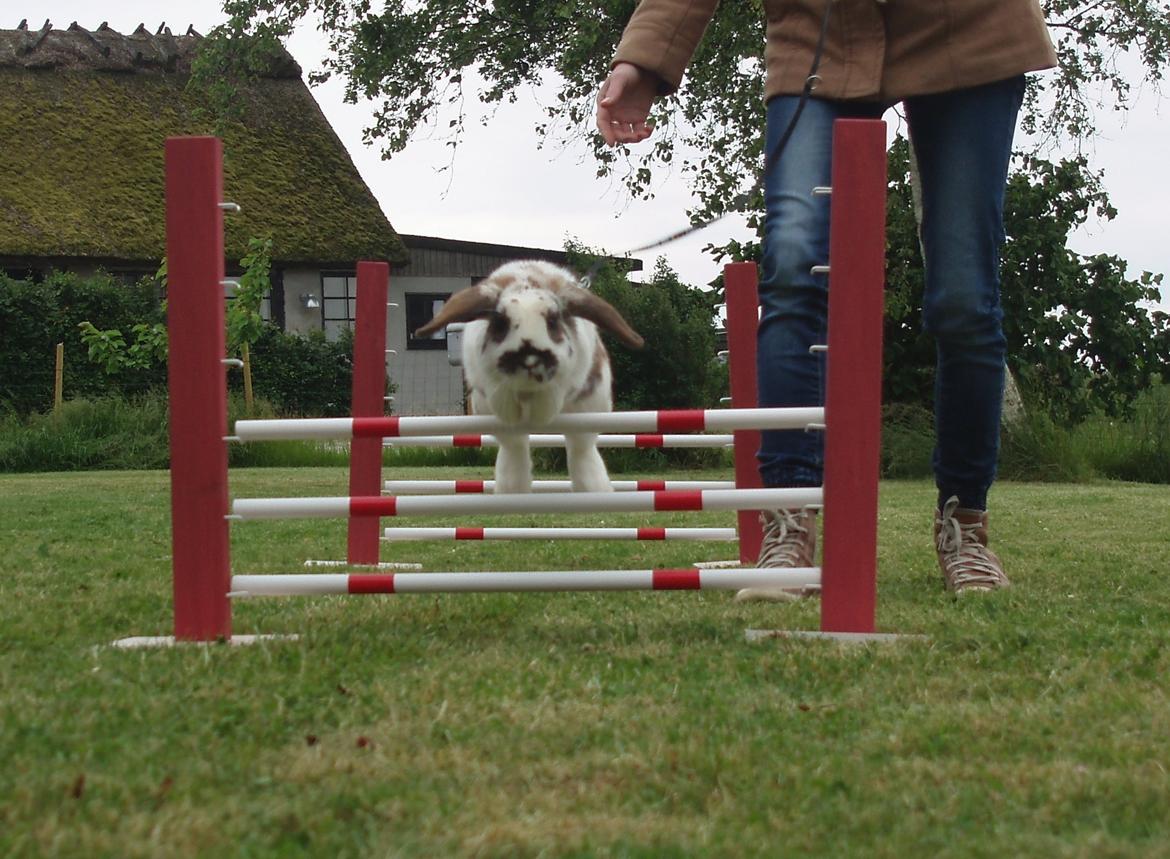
[883,136,1170,422]
[566,244,724,412]
[199,0,1170,417]
[204,1,1170,217]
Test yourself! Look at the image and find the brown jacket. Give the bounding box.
[613,0,1058,103]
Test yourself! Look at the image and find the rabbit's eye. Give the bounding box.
[545,311,563,340]
[487,310,510,342]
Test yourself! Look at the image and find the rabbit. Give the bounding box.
[415,260,643,493]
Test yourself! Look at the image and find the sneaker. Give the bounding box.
[734,508,819,603]
[934,496,1010,594]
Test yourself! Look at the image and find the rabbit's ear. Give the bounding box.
[561,287,644,350]
[414,283,498,338]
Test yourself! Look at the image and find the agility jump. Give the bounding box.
[159,120,885,643]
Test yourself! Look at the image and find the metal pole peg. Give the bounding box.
[222,435,243,444]
[384,349,398,356]
[218,202,241,213]
[812,186,832,196]
[804,422,828,433]
[221,358,244,368]
[810,265,831,276]
[220,279,240,293]
[809,344,828,354]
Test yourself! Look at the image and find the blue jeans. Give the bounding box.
[757,76,1025,511]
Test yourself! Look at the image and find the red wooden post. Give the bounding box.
[821,119,887,633]
[347,261,390,565]
[165,137,232,641]
[723,262,764,564]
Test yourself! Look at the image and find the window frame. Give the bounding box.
[404,292,454,351]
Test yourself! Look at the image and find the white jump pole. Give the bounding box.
[230,567,821,596]
[232,487,823,520]
[382,433,735,449]
[383,479,735,494]
[233,406,824,441]
[383,526,738,542]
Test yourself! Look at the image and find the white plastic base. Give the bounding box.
[108,634,299,649]
[744,629,927,644]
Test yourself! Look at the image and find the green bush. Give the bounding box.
[999,409,1093,483]
[0,394,170,472]
[1071,384,1170,484]
[238,325,360,417]
[0,271,166,415]
[880,403,935,479]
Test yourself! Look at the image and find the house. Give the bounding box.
[0,21,639,415]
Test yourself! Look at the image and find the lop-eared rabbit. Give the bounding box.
[415,260,643,493]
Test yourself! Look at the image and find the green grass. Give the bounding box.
[2,468,1169,857]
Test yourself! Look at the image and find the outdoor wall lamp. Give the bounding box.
[300,293,320,310]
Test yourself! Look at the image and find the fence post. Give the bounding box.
[53,342,64,412]
[723,262,763,564]
[165,136,232,641]
[820,119,887,634]
[347,261,390,565]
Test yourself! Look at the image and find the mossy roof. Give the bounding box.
[0,24,408,265]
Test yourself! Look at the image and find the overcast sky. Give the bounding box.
[17,0,1169,309]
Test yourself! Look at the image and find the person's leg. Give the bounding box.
[905,75,1024,513]
[906,75,1025,593]
[756,96,884,488]
[740,96,882,600]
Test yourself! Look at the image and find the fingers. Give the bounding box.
[595,64,654,147]
[596,107,652,146]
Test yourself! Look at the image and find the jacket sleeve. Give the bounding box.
[612,0,721,94]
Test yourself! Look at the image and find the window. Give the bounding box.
[405,292,453,350]
[321,272,357,341]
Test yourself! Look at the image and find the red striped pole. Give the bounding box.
[233,407,824,441]
[346,261,389,565]
[723,262,764,564]
[382,479,735,494]
[231,567,820,596]
[165,137,231,641]
[382,526,738,541]
[821,119,887,634]
[232,486,824,520]
[383,434,736,449]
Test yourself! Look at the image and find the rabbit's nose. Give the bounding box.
[498,341,558,380]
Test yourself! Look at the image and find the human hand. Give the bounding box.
[596,62,657,146]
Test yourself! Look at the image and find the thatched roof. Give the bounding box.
[0,21,408,265]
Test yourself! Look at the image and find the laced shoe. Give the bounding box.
[734,508,819,603]
[934,496,1010,594]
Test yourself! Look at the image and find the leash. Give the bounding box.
[580,0,833,288]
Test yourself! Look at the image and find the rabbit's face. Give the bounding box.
[413,260,643,398]
[482,284,576,389]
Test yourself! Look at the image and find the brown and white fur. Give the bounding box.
[415,260,643,493]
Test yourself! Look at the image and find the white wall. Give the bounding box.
[277,267,470,416]
[282,268,325,335]
[389,275,470,415]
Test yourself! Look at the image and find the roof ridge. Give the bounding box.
[0,21,299,77]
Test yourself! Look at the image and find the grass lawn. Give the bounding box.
[1,467,1168,857]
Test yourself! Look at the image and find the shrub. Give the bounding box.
[0,394,170,472]
[0,271,165,415]
[239,325,361,417]
[880,403,934,479]
[998,409,1093,483]
[1071,385,1170,484]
